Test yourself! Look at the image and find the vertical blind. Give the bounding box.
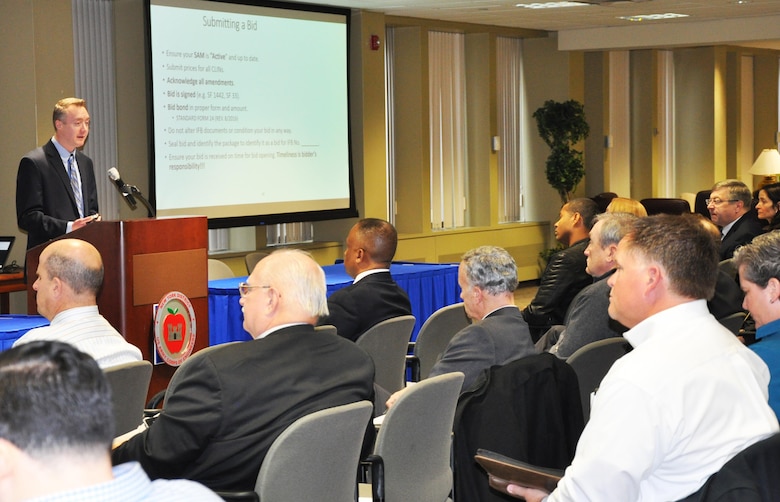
[429,31,468,230]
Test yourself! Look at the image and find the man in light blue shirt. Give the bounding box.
[0,340,219,502]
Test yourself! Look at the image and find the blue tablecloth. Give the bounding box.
[0,315,50,350]
[208,262,462,346]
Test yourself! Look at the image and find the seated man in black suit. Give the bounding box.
[319,218,412,341]
[112,249,375,492]
[708,179,764,260]
[522,198,599,341]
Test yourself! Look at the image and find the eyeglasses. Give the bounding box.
[238,282,271,297]
[705,198,739,206]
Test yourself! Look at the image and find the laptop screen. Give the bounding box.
[0,237,15,269]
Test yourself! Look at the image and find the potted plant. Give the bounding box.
[533,99,590,204]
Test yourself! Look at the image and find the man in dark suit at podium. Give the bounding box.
[16,97,100,251]
[112,249,375,491]
[319,218,412,341]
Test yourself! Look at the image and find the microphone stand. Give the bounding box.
[128,185,156,218]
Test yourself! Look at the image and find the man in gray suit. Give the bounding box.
[386,245,536,408]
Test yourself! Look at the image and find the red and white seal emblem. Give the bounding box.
[154,291,197,366]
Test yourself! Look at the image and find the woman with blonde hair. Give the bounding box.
[606,197,647,217]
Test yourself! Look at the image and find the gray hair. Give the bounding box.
[734,231,780,289]
[711,179,753,208]
[461,246,517,295]
[45,252,103,296]
[264,249,328,318]
[594,212,638,247]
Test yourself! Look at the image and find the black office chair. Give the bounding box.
[678,433,780,501]
[640,198,691,215]
[566,337,633,422]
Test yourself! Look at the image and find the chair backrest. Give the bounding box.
[640,197,692,215]
[414,303,471,380]
[356,315,416,393]
[208,259,235,280]
[695,189,712,219]
[374,372,465,502]
[719,258,738,281]
[244,251,269,275]
[567,337,632,421]
[104,360,153,435]
[718,312,748,335]
[254,400,373,502]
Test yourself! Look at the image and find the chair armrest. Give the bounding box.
[145,388,167,409]
[213,491,259,502]
[360,454,385,502]
[405,354,420,382]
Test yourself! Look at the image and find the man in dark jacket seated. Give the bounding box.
[319,218,412,341]
[522,198,599,341]
[112,250,375,492]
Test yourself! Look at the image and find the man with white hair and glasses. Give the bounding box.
[113,249,374,492]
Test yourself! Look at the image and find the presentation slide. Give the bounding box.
[149,0,355,225]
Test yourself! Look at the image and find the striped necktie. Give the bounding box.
[67,154,84,218]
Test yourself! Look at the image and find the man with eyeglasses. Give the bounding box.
[113,249,375,492]
[707,179,764,260]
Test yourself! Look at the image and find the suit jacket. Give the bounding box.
[112,325,375,491]
[16,139,99,250]
[453,353,584,502]
[319,271,412,341]
[720,213,764,260]
[428,306,537,392]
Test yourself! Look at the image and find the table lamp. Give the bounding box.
[749,149,780,190]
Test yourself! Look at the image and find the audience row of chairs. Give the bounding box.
[210,372,465,502]
[104,302,633,501]
[207,252,271,281]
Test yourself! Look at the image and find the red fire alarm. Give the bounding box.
[370,34,380,51]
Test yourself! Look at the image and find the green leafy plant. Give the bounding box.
[533,99,590,204]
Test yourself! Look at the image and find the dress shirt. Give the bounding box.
[549,300,779,502]
[51,137,80,232]
[353,268,390,283]
[750,317,780,420]
[27,461,220,502]
[13,306,142,369]
[721,218,737,238]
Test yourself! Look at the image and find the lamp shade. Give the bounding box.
[749,149,780,175]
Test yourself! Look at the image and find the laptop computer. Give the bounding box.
[0,237,17,273]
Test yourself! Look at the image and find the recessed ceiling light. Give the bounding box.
[617,13,690,22]
[515,2,591,9]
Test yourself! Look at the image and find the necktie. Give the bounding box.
[68,154,84,218]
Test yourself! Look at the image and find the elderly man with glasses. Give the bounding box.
[707,179,764,260]
[113,249,374,492]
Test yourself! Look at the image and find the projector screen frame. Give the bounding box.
[144,0,359,230]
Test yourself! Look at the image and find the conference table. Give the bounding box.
[0,315,50,350]
[208,262,462,346]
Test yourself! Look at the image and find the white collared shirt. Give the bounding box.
[353,268,390,284]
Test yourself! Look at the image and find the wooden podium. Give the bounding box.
[26,216,209,398]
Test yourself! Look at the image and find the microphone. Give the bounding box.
[107,167,137,208]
